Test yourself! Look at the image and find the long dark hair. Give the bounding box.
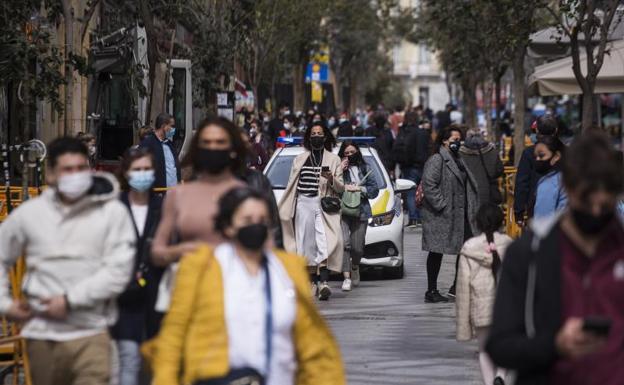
[117,147,154,191]
[338,140,364,166]
[475,203,504,280]
[303,121,336,151]
[435,124,465,153]
[181,116,249,175]
[536,135,565,164]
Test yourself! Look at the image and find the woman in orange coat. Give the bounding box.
[150,187,345,385]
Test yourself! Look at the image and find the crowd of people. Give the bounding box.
[0,101,622,385]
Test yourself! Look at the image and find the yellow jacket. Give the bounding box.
[148,245,346,385]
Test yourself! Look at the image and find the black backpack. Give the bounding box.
[393,125,412,166]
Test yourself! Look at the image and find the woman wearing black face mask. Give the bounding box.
[533,136,567,219]
[278,122,344,301]
[150,187,346,385]
[421,125,479,303]
[337,141,379,291]
[151,116,247,312]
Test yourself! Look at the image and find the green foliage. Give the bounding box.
[0,0,66,112]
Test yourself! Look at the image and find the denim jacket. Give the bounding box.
[343,162,380,219]
[533,170,567,219]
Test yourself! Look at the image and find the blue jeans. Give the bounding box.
[116,340,141,385]
[403,166,422,221]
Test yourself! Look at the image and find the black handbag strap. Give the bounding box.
[477,147,494,182]
[261,255,273,377]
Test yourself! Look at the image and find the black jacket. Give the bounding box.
[514,145,539,218]
[139,133,181,189]
[111,192,164,342]
[486,216,563,385]
[406,126,431,169]
[368,127,395,173]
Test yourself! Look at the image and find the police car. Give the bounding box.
[264,137,415,278]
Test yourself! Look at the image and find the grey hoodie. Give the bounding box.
[0,172,136,341]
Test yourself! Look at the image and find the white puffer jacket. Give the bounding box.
[456,232,513,341]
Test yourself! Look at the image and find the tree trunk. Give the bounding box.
[483,81,494,139]
[463,75,478,129]
[512,47,526,166]
[61,0,74,135]
[331,64,343,114]
[349,75,358,115]
[581,91,595,130]
[292,62,305,113]
[139,0,159,126]
[494,73,502,140]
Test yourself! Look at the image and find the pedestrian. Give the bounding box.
[276,114,300,148]
[337,112,354,137]
[78,133,97,168]
[112,147,164,385]
[460,129,504,205]
[421,125,479,303]
[487,132,624,385]
[0,137,136,385]
[150,116,246,311]
[148,187,346,385]
[389,105,404,137]
[278,121,344,301]
[513,115,558,224]
[246,120,269,171]
[434,103,453,133]
[533,135,567,219]
[456,203,512,385]
[338,141,379,291]
[368,113,395,176]
[268,102,290,145]
[395,111,431,227]
[139,113,180,189]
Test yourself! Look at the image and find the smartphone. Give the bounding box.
[322,166,330,173]
[583,317,612,336]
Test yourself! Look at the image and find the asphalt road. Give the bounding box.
[319,227,482,385]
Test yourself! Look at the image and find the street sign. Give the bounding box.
[305,63,329,83]
[311,81,323,103]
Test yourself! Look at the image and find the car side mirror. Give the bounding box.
[394,178,416,193]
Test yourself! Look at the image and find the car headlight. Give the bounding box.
[369,211,395,227]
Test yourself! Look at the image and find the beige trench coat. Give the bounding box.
[278,149,345,272]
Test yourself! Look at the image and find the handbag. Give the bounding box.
[415,182,425,208]
[341,168,373,217]
[477,148,503,204]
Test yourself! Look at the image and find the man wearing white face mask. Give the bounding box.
[0,137,136,385]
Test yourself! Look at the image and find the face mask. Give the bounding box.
[571,208,615,235]
[534,159,553,175]
[166,127,176,140]
[249,128,258,137]
[88,146,96,156]
[195,148,232,174]
[339,118,348,124]
[57,171,93,201]
[449,140,461,154]
[348,154,359,164]
[128,170,155,192]
[236,223,268,250]
[310,136,325,150]
[263,117,269,123]
[284,110,291,116]
[328,118,336,126]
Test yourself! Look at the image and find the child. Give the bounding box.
[456,203,512,385]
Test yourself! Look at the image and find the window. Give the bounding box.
[419,87,430,109]
[169,68,187,152]
[419,44,430,65]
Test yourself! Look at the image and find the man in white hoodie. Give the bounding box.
[0,137,136,385]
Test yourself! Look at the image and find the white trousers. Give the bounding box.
[295,195,328,266]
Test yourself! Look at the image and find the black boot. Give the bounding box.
[424,290,449,303]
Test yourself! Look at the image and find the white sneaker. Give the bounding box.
[342,279,353,292]
[351,267,361,286]
[318,282,332,300]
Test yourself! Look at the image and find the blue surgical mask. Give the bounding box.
[166,127,176,140]
[128,170,155,192]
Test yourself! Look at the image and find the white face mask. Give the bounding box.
[57,171,93,201]
[283,122,291,130]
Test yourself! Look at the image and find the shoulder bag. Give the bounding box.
[341,167,373,217]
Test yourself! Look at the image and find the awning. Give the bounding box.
[528,39,624,96]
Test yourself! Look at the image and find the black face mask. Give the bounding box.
[535,159,553,175]
[449,141,461,154]
[348,154,359,164]
[236,223,268,250]
[195,148,233,174]
[310,136,325,150]
[571,208,615,235]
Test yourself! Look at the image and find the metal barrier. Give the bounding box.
[502,167,523,238]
